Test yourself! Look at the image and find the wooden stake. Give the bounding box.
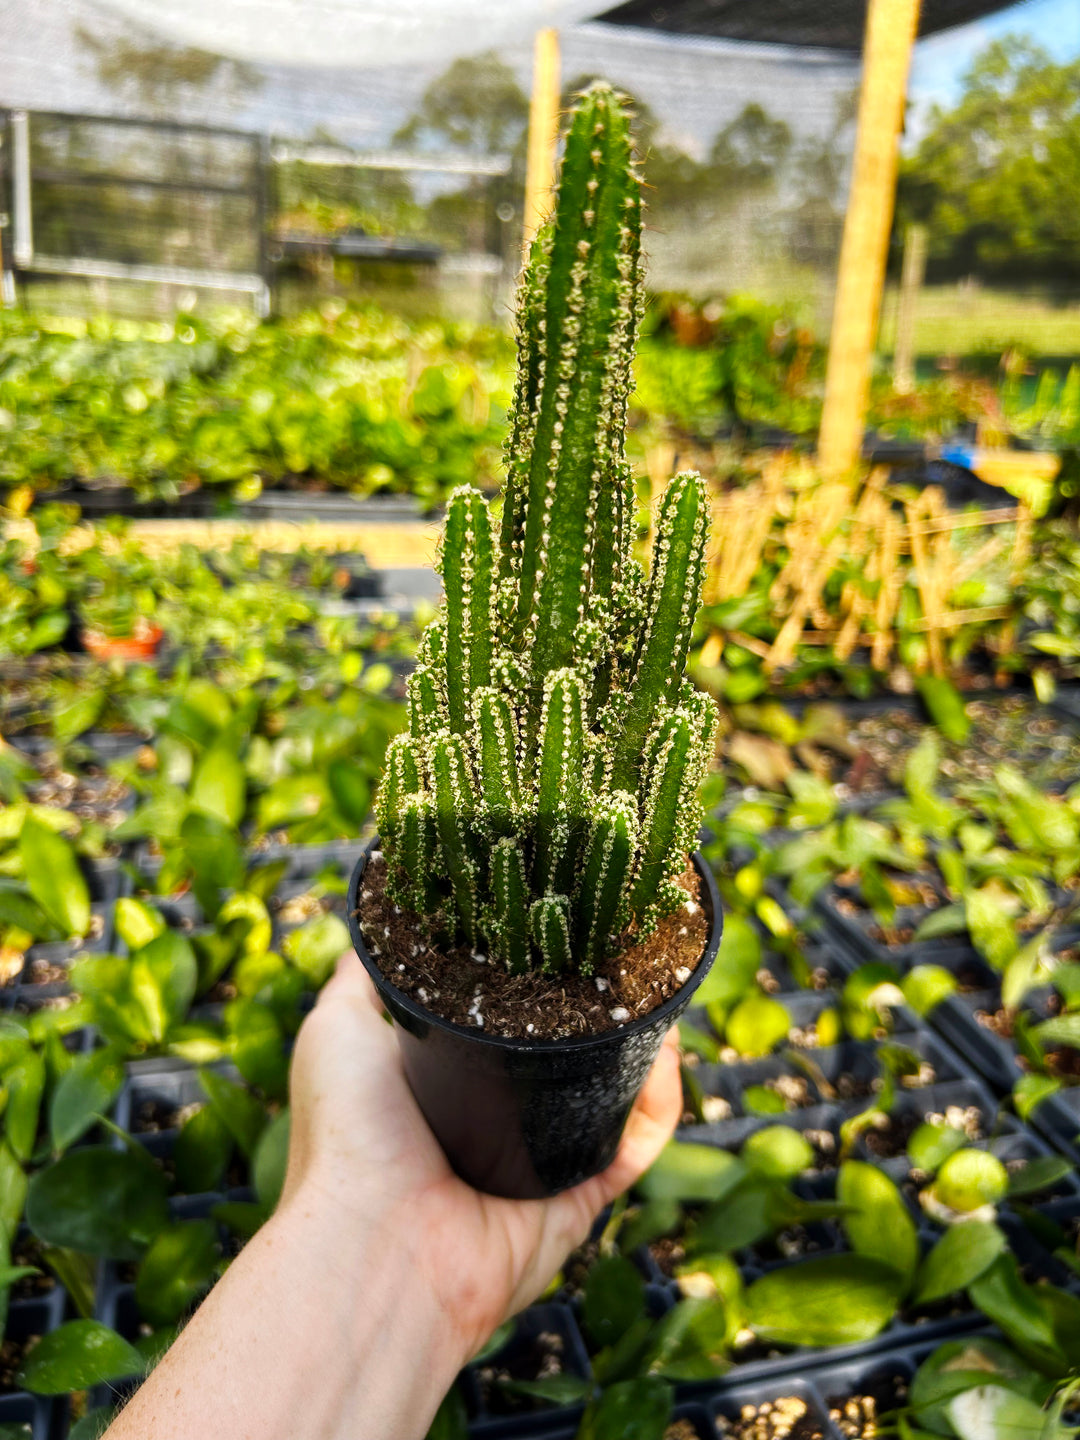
[907,491,947,676]
[522,28,561,253]
[818,0,921,475]
[893,222,927,393]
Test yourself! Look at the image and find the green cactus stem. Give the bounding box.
[389,794,438,915]
[630,710,702,923]
[472,688,521,834]
[576,791,639,969]
[441,486,495,733]
[530,894,573,973]
[533,668,586,892]
[371,83,718,980]
[429,730,479,947]
[489,837,531,974]
[611,470,710,792]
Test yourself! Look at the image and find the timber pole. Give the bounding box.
[893,221,928,392]
[522,27,561,253]
[818,0,921,474]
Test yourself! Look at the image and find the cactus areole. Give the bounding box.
[350,86,722,1195]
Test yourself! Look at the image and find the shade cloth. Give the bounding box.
[95,0,603,68]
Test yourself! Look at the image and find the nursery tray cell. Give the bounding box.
[4,861,123,1000]
[710,1376,836,1439]
[0,1298,66,1440]
[496,1401,714,1440]
[467,1302,592,1435]
[778,692,1080,799]
[696,1032,966,1119]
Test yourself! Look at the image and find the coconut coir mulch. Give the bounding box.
[357,853,708,1041]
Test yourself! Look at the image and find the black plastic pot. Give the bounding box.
[346,840,723,1200]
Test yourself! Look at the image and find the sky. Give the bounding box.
[907,0,1080,139]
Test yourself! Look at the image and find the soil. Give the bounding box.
[274,890,336,925]
[23,957,69,988]
[475,1328,570,1415]
[979,1007,1015,1039]
[859,1111,923,1159]
[1043,1048,1080,1081]
[816,696,1080,795]
[649,1235,687,1278]
[665,1423,700,1440]
[760,1075,815,1109]
[10,1236,54,1301]
[956,963,994,992]
[29,764,130,836]
[827,1373,906,1437]
[750,1225,834,1264]
[205,979,239,1004]
[833,1072,882,1102]
[132,1098,197,1135]
[358,853,709,1041]
[559,1237,601,1297]
[11,993,80,1021]
[0,1335,34,1393]
[980,1004,1080,1081]
[716,1396,826,1439]
[799,1128,839,1170]
[864,1103,984,1160]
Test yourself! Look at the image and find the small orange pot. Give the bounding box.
[81,621,163,662]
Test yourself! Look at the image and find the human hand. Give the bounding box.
[280,951,683,1368]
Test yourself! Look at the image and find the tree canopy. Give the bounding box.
[898,36,1080,281]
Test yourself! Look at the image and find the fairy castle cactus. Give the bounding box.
[375,84,717,976]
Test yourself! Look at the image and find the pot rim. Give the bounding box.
[346,835,723,1055]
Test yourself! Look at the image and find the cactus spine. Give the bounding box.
[375,84,718,978]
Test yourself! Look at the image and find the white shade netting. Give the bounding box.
[95,0,603,67]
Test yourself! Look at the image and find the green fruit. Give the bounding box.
[742,1125,814,1181]
[935,1148,1008,1213]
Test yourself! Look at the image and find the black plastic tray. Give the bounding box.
[1,858,125,1008]
[0,1293,67,1440]
[816,909,1080,1165]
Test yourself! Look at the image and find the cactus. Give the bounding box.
[375,84,718,976]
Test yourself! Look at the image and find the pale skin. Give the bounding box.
[105,952,683,1440]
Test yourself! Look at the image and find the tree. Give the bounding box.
[394,52,528,156]
[710,103,792,190]
[394,53,529,258]
[898,37,1080,280]
[785,88,857,268]
[75,27,260,113]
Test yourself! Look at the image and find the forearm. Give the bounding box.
[106,1187,465,1440]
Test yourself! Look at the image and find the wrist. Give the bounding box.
[270,1176,471,1412]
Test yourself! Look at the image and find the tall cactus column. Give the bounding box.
[374,83,718,979]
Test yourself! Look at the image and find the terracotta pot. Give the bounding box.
[81,623,163,662]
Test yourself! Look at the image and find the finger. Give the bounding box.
[318,950,385,1013]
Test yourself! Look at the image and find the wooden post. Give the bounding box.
[893,222,927,392]
[818,0,921,475]
[522,28,561,253]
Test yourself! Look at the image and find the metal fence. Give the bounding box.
[0,108,515,319]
